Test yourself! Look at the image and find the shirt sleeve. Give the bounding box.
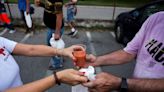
[0,37,17,53]
[54,0,63,14]
[123,13,155,55]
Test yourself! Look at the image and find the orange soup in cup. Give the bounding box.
[73,49,86,68]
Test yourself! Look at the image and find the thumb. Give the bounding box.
[78,76,88,83]
[82,81,95,88]
[86,54,96,63]
[76,71,88,83]
[69,54,76,61]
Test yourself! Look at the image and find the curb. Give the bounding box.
[12,18,114,29]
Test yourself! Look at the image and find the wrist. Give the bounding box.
[56,49,64,56]
[54,31,60,34]
[119,77,128,92]
[95,56,103,66]
[53,71,61,85]
[115,77,122,90]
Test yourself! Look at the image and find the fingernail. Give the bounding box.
[82,72,85,74]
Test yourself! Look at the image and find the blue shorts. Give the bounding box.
[67,8,75,22]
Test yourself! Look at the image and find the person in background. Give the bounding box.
[35,0,65,70]
[84,11,164,92]
[0,0,16,33]
[65,0,78,37]
[18,0,34,34]
[0,37,87,92]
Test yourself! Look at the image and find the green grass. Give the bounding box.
[9,0,152,7]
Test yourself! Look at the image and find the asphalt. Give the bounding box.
[0,27,136,92]
[1,4,136,92]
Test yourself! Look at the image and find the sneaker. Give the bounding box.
[48,64,63,70]
[67,30,78,37]
[9,30,16,34]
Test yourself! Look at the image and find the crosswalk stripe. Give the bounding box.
[0,29,8,36]
[19,33,32,43]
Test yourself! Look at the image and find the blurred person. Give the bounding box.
[0,37,87,92]
[83,11,164,92]
[18,0,34,34]
[35,0,65,70]
[0,0,16,33]
[65,0,78,37]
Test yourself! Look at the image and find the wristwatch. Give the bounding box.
[120,77,128,92]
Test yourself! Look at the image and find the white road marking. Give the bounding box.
[86,31,102,73]
[110,31,115,38]
[0,29,7,36]
[72,31,103,92]
[20,33,31,43]
[110,31,124,48]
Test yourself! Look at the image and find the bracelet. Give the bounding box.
[53,71,61,85]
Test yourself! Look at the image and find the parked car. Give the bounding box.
[114,0,164,45]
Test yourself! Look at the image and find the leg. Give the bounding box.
[20,10,31,33]
[48,28,64,70]
[67,8,78,36]
[46,28,54,46]
[0,13,15,33]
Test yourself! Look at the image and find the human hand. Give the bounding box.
[57,69,88,85]
[83,72,121,92]
[58,45,85,60]
[54,33,61,40]
[26,8,30,15]
[85,54,98,67]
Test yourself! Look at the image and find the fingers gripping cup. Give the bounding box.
[73,44,86,68]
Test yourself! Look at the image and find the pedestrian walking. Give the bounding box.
[0,0,16,33]
[18,0,34,34]
[35,0,65,70]
[65,0,78,37]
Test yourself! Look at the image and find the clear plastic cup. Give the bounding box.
[73,44,86,68]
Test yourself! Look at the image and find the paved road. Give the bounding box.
[0,27,135,92]
[6,4,133,20]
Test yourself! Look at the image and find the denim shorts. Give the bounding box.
[67,8,75,22]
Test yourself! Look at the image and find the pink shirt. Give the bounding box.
[124,12,164,78]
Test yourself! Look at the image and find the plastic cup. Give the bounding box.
[73,44,86,68]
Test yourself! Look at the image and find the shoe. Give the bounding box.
[9,30,16,34]
[48,64,63,70]
[67,30,78,37]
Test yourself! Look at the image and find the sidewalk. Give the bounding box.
[6,4,134,27]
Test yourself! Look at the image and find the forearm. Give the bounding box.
[5,75,55,92]
[127,78,164,92]
[23,45,57,56]
[13,43,60,56]
[55,13,63,34]
[26,0,30,10]
[96,50,135,66]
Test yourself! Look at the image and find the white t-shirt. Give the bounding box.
[0,37,22,91]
